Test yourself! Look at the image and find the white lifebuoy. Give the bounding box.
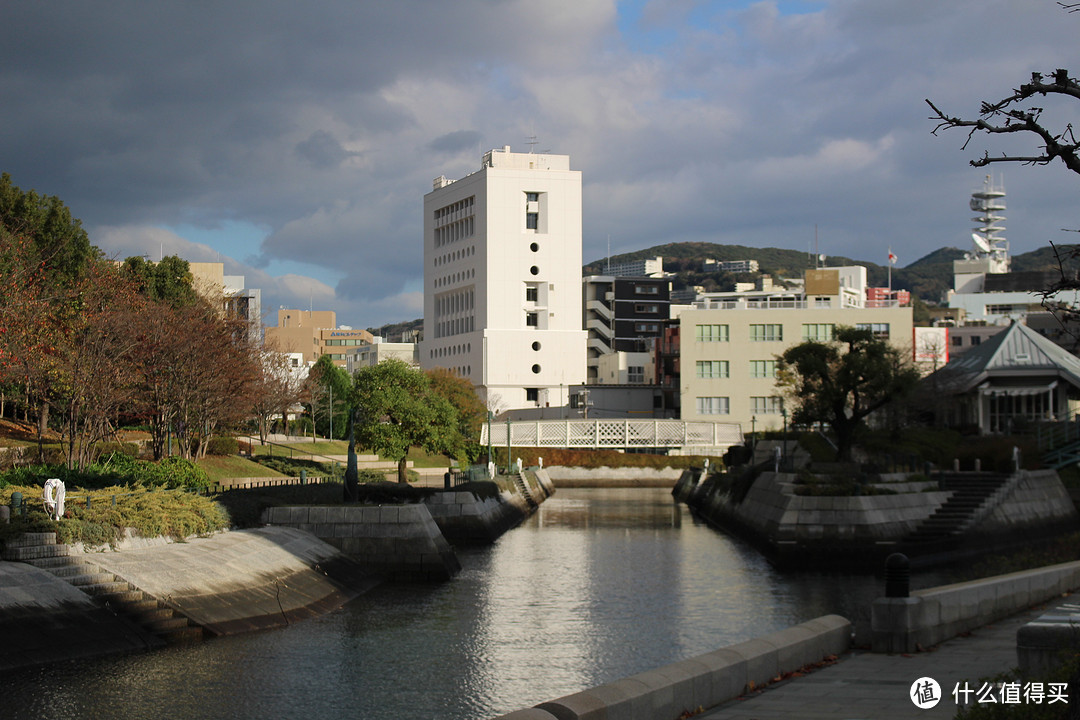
[43,478,66,521]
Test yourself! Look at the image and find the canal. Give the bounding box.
[3,487,900,720]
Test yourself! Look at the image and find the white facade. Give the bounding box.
[420,147,587,411]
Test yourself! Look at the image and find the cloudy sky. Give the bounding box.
[3,0,1079,329]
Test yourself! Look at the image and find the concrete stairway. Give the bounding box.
[904,473,1011,543]
[1,532,202,644]
[509,472,539,510]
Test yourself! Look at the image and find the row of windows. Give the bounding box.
[322,339,366,347]
[428,343,473,360]
[694,323,891,343]
[437,315,475,338]
[434,267,475,288]
[695,360,779,379]
[434,195,474,221]
[695,396,784,415]
[434,244,475,267]
[434,216,475,247]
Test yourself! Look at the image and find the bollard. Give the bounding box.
[974,458,981,472]
[112,495,117,508]
[953,458,960,472]
[444,470,452,490]
[11,492,23,517]
[300,469,307,485]
[86,495,92,510]
[884,553,910,598]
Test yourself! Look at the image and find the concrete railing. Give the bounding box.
[872,560,1080,653]
[492,614,851,720]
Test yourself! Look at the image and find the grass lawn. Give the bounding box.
[197,455,287,483]
[250,440,349,457]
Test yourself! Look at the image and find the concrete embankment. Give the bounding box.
[543,466,682,488]
[491,615,852,720]
[263,469,556,578]
[0,526,377,672]
[0,561,160,672]
[676,468,1079,568]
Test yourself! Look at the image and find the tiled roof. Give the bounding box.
[929,322,1080,394]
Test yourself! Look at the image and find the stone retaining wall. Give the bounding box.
[872,561,1080,653]
[262,504,461,581]
[492,615,852,720]
[543,466,682,488]
[688,471,949,543]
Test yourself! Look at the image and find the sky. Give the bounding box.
[3,0,1079,329]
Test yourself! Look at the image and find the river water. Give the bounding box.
[3,488,901,720]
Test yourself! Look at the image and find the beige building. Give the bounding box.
[680,267,913,431]
[265,309,373,366]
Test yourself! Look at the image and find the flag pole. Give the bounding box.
[887,248,893,292]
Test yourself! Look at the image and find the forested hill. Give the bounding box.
[374,242,1075,336]
[584,241,1073,302]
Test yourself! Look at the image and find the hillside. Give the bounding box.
[374,241,1079,334]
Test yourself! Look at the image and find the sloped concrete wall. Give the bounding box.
[492,615,851,720]
[262,504,461,581]
[0,562,160,671]
[84,526,378,635]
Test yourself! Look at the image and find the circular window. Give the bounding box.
[532,364,541,374]
[530,266,539,275]
[532,341,541,351]
[530,242,539,252]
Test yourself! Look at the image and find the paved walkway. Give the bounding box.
[698,599,1066,720]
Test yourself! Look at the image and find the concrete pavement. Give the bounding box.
[698,598,1069,720]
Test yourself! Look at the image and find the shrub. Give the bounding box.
[203,436,239,456]
[94,442,139,459]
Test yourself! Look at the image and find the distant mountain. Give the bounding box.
[376,242,1078,333]
[586,242,1076,303]
[367,317,423,342]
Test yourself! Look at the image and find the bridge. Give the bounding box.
[480,419,743,453]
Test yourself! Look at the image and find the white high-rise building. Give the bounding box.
[421,146,587,412]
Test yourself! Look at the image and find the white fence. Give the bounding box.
[480,419,743,452]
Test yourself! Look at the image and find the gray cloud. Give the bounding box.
[3,0,1079,328]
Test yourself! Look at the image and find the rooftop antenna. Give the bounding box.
[526,135,539,154]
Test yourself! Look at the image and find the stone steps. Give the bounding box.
[2,532,203,645]
[905,473,1010,543]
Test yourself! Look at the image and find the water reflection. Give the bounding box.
[1,487,891,720]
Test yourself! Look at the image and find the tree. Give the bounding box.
[307,354,351,440]
[927,69,1080,176]
[120,255,201,308]
[425,367,486,463]
[351,359,460,483]
[776,327,920,461]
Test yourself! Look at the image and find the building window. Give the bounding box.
[750,324,783,342]
[801,323,835,342]
[695,324,729,342]
[526,286,538,302]
[525,192,539,230]
[696,397,730,415]
[634,323,660,333]
[526,312,538,327]
[750,360,777,379]
[696,360,729,379]
[628,366,645,383]
[855,323,890,339]
[634,285,659,295]
[526,388,539,403]
[952,336,963,347]
[751,396,784,414]
[971,336,982,346]
[634,304,659,314]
